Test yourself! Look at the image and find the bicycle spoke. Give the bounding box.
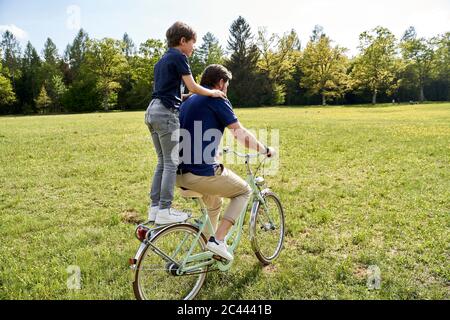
[251,192,285,265]
[134,224,208,300]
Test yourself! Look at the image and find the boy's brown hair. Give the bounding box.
[166,22,197,48]
[200,65,233,88]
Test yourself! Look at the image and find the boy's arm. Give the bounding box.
[182,74,227,99]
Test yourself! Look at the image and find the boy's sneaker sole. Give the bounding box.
[155,216,188,225]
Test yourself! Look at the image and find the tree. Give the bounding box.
[61,29,98,112]
[310,25,326,42]
[400,27,436,102]
[64,29,89,82]
[190,32,225,79]
[41,38,66,112]
[84,38,128,110]
[62,74,101,113]
[1,30,22,91]
[433,32,450,78]
[189,50,204,81]
[300,32,350,106]
[351,26,400,104]
[201,33,224,66]
[284,54,305,105]
[18,42,42,112]
[4,24,449,114]
[50,74,67,112]
[431,32,450,100]
[0,74,16,107]
[125,38,165,109]
[117,33,137,109]
[225,16,270,107]
[257,28,301,104]
[0,55,16,108]
[35,85,52,114]
[122,33,136,60]
[43,38,59,66]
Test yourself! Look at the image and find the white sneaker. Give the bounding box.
[155,208,189,225]
[207,237,234,261]
[148,206,159,222]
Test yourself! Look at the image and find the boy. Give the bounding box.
[145,22,226,225]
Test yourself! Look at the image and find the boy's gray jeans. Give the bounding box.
[145,99,180,209]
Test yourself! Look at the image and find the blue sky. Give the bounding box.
[0,0,449,57]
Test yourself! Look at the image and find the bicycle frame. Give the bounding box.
[144,154,274,275]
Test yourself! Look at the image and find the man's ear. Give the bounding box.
[218,79,225,90]
[180,37,186,45]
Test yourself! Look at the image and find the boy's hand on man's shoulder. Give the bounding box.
[182,93,193,102]
[210,90,227,100]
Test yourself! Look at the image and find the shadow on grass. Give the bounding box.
[200,262,263,300]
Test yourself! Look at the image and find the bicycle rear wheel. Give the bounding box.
[250,191,285,265]
[133,224,208,300]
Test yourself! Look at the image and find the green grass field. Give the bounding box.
[1,103,449,300]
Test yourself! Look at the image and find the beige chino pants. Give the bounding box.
[176,165,252,234]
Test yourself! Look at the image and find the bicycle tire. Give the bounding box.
[250,190,285,265]
[133,223,208,300]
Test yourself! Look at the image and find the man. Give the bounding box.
[177,64,275,261]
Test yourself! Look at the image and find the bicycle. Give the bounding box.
[129,147,285,300]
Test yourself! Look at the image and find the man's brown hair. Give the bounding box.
[200,64,233,88]
[166,22,197,47]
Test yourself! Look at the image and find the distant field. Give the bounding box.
[0,103,449,300]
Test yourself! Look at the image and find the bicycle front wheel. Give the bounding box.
[250,190,285,265]
[133,224,208,300]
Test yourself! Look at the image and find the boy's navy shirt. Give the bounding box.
[152,48,192,110]
[179,93,238,177]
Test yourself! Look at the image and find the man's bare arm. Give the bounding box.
[227,121,273,156]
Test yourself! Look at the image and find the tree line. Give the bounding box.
[0,16,448,114]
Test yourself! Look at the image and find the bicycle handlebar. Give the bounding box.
[222,147,270,159]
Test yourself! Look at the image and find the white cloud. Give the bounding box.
[0,24,28,40]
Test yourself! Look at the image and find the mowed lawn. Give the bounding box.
[0,103,449,300]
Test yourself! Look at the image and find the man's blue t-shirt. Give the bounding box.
[179,94,238,177]
[152,48,192,110]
